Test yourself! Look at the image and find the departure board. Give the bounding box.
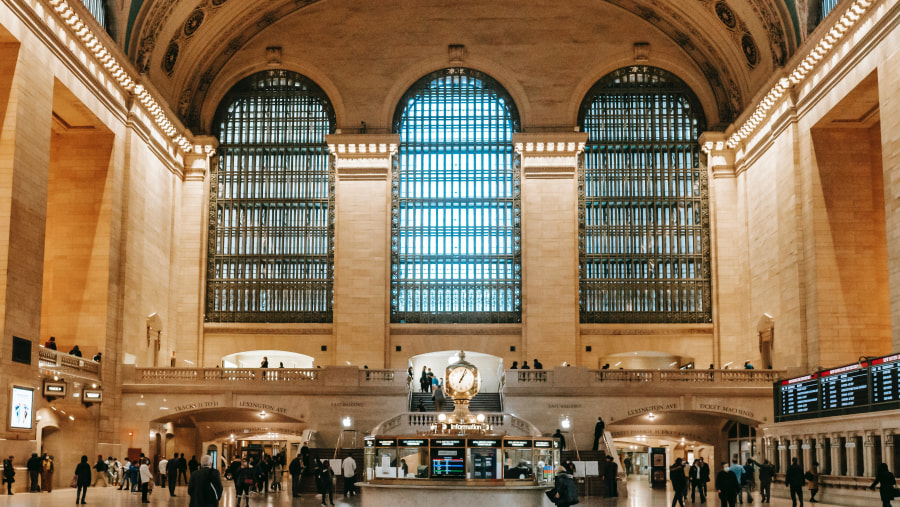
[777,374,819,422]
[872,354,900,404]
[820,362,869,413]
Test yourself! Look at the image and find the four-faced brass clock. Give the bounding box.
[444,351,479,401]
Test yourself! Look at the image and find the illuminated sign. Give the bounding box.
[431,439,464,447]
[43,381,67,397]
[467,439,501,447]
[10,386,34,430]
[398,439,428,447]
[375,439,396,447]
[504,439,533,448]
[83,389,103,402]
[534,440,553,448]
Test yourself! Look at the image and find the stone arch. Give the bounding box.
[379,57,532,131]
[197,60,346,135]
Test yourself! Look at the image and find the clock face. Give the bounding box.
[447,366,476,392]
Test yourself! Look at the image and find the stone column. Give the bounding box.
[327,135,398,368]
[802,436,813,470]
[816,435,828,474]
[832,435,844,476]
[778,439,789,473]
[0,35,54,457]
[884,432,895,473]
[699,134,745,367]
[177,138,217,366]
[789,438,800,468]
[513,133,586,366]
[864,431,876,478]
[846,435,858,477]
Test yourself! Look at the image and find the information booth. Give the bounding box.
[365,435,557,484]
[359,352,558,506]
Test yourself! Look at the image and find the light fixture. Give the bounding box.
[259,411,268,418]
[341,416,352,428]
[647,413,656,421]
[476,414,485,423]
[560,417,571,430]
[438,413,447,422]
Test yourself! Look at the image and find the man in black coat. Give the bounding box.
[188,455,223,506]
[699,457,711,497]
[670,458,687,507]
[289,455,303,497]
[592,417,606,451]
[758,459,775,502]
[26,453,41,492]
[716,462,740,507]
[785,457,805,507]
[178,453,188,485]
[166,454,179,496]
[604,456,618,497]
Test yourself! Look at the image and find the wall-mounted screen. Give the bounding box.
[10,386,34,429]
[431,448,465,478]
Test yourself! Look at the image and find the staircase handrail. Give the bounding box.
[602,430,629,498]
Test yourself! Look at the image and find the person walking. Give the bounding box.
[74,455,91,504]
[189,455,200,478]
[806,461,819,503]
[235,459,254,507]
[178,453,188,485]
[289,454,303,497]
[699,457,711,498]
[341,454,357,497]
[552,429,567,451]
[40,454,53,492]
[188,455,223,506]
[743,458,756,503]
[670,457,687,507]
[91,455,108,487]
[317,459,335,506]
[272,455,283,492]
[785,457,805,507]
[871,462,897,507]
[592,416,606,451]
[26,453,41,492]
[690,459,706,503]
[2,457,15,495]
[139,457,153,503]
[716,462,739,507]
[758,459,775,502]
[166,454,179,497]
[158,456,168,489]
[432,385,446,412]
[728,459,745,504]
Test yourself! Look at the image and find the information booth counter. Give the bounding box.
[365,436,558,484]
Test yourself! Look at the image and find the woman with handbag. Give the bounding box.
[871,462,897,507]
[74,455,91,504]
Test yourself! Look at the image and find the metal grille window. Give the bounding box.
[79,0,107,30]
[207,70,335,323]
[821,0,840,18]
[578,66,711,323]
[391,68,521,324]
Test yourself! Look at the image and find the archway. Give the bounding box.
[221,350,315,369]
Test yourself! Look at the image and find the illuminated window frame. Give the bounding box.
[79,0,108,30]
[578,66,712,324]
[391,68,522,324]
[207,70,335,323]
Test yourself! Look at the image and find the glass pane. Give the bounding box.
[79,0,107,29]
[391,68,521,324]
[578,66,711,324]
[207,70,335,323]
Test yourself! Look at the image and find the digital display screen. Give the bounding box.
[534,440,553,448]
[10,386,33,429]
[398,439,428,447]
[776,374,819,422]
[872,354,900,404]
[431,449,465,478]
[820,362,869,413]
[467,439,501,448]
[431,439,464,447]
[504,440,533,448]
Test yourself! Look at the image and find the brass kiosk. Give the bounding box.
[359,352,558,506]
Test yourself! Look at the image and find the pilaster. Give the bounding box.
[864,431,876,478]
[327,134,398,368]
[831,435,843,476]
[176,138,217,366]
[802,436,813,471]
[700,133,745,368]
[778,438,789,473]
[846,434,858,477]
[513,132,587,367]
[885,432,895,473]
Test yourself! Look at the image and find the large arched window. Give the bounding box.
[79,0,108,31]
[208,70,335,323]
[578,66,711,323]
[391,68,521,324]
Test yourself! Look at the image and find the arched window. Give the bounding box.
[208,70,335,323]
[79,0,108,31]
[578,66,711,323]
[391,68,521,324]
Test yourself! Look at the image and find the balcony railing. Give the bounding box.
[39,346,101,378]
[370,412,540,436]
[131,366,400,387]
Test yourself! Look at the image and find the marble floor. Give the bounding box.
[0,477,867,506]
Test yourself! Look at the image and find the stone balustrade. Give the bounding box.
[39,345,101,379]
[370,412,539,436]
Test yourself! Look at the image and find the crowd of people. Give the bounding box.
[43,336,102,362]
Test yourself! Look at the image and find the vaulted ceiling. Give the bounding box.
[106,0,809,133]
